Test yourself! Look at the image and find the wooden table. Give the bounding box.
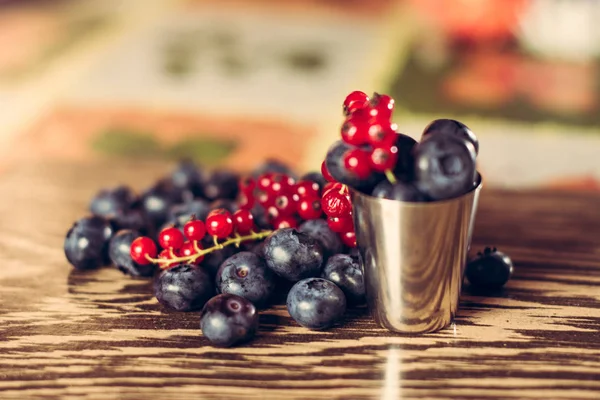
[1,162,600,400]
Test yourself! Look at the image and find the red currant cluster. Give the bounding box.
[238,173,323,230]
[340,91,398,180]
[130,208,271,269]
[321,182,356,247]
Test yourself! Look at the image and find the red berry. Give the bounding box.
[368,93,394,120]
[130,236,157,265]
[327,216,354,233]
[158,248,180,269]
[321,161,336,183]
[267,173,295,197]
[294,180,320,199]
[321,190,352,218]
[343,149,372,179]
[253,188,275,207]
[323,182,344,196]
[272,215,298,229]
[239,176,256,195]
[297,197,323,220]
[206,208,234,239]
[343,91,369,115]
[233,209,255,234]
[273,193,297,216]
[369,144,399,172]
[237,191,255,210]
[340,116,369,146]
[158,227,185,250]
[183,218,206,242]
[341,230,357,247]
[367,119,396,146]
[180,241,204,265]
[257,173,273,191]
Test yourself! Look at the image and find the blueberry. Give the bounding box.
[109,208,151,235]
[263,228,324,281]
[168,199,211,228]
[216,252,276,308]
[200,294,259,347]
[140,180,183,228]
[252,159,296,179]
[413,134,477,200]
[286,278,346,330]
[202,170,239,201]
[298,219,343,259]
[466,247,513,289]
[371,180,429,202]
[300,171,327,191]
[209,199,239,214]
[392,133,417,181]
[322,254,365,304]
[108,229,155,277]
[89,185,135,218]
[201,235,238,277]
[422,119,479,154]
[250,203,271,230]
[171,159,204,196]
[325,140,382,192]
[154,264,214,311]
[64,216,113,270]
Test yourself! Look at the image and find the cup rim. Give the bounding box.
[351,175,483,208]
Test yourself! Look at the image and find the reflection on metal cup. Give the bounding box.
[351,181,482,333]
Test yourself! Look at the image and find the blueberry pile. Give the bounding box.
[64,91,511,346]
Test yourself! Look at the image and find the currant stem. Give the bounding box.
[384,169,397,184]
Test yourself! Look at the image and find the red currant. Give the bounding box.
[233,209,255,234]
[206,208,234,239]
[272,215,298,229]
[266,205,280,221]
[273,193,297,216]
[327,215,354,233]
[158,227,185,250]
[340,116,369,146]
[253,188,275,207]
[343,91,369,115]
[183,218,206,242]
[321,190,352,218]
[239,176,256,195]
[180,241,204,265]
[297,197,323,220]
[321,161,335,183]
[343,149,372,179]
[367,119,396,146]
[237,191,255,210]
[267,173,295,197]
[130,236,157,265]
[257,173,273,191]
[158,248,180,269]
[323,182,344,196]
[368,93,394,120]
[369,144,399,172]
[294,180,320,199]
[341,230,357,248]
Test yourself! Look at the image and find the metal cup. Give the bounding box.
[351,181,482,333]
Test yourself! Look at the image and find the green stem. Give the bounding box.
[384,169,397,185]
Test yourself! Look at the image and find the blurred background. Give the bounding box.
[0,0,599,190]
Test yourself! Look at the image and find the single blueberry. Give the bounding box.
[154,264,214,311]
[201,235,238,277]
[140,179,184,228]
[216,252,276,308]
[250,203,271,230]
[286,277,346,330]
[413,134,477,200]
[371,180,429,202]
[263,228,324,282]
[64,216,113,270]
[466,247,514,289]
[298,219,343,259]
[200,294,259,347]
[171,159,204,197]
[300,171,327,191]
[202,170,239,201]
[168,199,211,228]
[89,185,135,218]
[322,254,365,305]
[325,140,382,192]
[392,133,417,182]
[251,159,297,179]
[422,119,479,154]
[108,229,155,277]
[109,208,151,235]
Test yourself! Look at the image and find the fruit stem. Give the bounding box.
[384,169,397,185]
[146,229,273,269]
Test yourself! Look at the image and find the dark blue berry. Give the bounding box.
[202,170,239,201]
[168,199,211,228]
[64,216,113,270]
[140,180,183,228]
[286,278,346,330]
[200,294,259,347]
[263,228,324,282]
[413,134,476,200]
[371,180,428,202]
[89,186,135,218]
[201,235,238,277]
[108,229,155,277]
[250,203,271,230]
[252,159,296,179]
[466,247,513,289]
[109,208,151,235]
[171,159,204,197]
[300,171,327,191]
[298,219,343,259]
[209,199,239,214]
[392,133,417,182]
[422,119,479,154]
[154,264,214,311]
[322,254,365,304]
[216,252,276,307]
[325,140,382,192]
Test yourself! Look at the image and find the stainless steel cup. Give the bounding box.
[351,181,482,333]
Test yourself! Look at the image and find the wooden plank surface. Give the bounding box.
[1,161,600,400]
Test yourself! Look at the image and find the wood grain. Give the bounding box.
[1,161,600,400]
